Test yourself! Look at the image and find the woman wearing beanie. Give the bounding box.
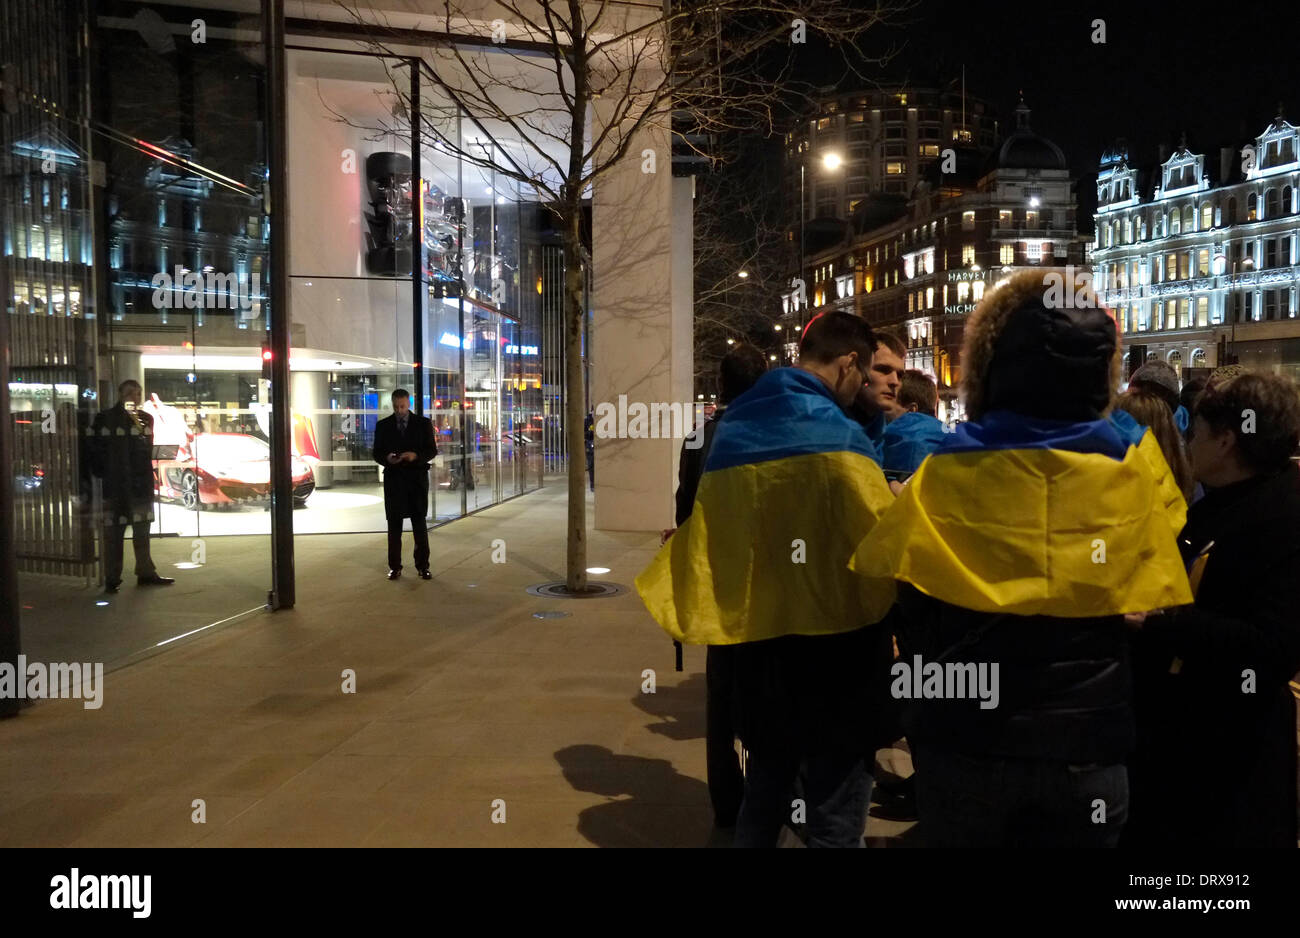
[851,269,1192,847]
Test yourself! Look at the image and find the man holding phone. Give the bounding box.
[372,388,437,580]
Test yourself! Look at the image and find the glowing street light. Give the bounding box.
[822,152,843,170]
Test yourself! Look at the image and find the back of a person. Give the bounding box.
[852,270,1192,847]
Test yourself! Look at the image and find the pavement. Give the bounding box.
[0,482,916,847]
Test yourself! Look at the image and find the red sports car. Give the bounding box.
[155,432,315,510]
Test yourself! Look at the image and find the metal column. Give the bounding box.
[264,0,294,608]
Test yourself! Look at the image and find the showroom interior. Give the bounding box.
[2,0,581,671]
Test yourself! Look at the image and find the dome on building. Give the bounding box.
[989,95,1067,172]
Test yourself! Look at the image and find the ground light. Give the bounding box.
[586,567,610,575]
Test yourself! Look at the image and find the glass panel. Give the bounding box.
[5,0,273,666]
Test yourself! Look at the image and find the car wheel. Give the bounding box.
[180,470,202,511]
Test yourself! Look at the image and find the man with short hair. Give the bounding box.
[1127,372,1300,847]
[638,310,898,847]
[849,331,906,450]
[90,379,174,593]
[881,370,948,481]
[372,389,437,580]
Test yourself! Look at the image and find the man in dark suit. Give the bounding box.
[372,388,437,580]
[89,379,174,593]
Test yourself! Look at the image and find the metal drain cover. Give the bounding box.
[532,610,572,619]
[525,580,626,599]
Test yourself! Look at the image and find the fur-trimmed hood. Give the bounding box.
[960,268,1122,422]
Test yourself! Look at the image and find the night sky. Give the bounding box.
[802,0,1299,181]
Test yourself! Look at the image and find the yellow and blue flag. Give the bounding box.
[636,367,897,645]
[850,408,1193,617]
[882,411,950,478]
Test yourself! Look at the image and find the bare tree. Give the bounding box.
[337,0,907,592]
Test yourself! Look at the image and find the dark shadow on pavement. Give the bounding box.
[630,672,707,741]
[556,744,722,847]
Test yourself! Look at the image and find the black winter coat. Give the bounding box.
[1126,464,1300,848]
[372,413,437,521]
[89,402,156,525]
[894,585,1134,765]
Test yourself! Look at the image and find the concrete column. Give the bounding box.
[590,99,691,532]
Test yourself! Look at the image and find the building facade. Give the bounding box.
[2,0,690,677]
[784,84,999,222]
[1093,111,1300,382]
[782,99,1088,419]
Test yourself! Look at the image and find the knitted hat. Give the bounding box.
[1129,360,1180,412]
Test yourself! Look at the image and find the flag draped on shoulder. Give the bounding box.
[850,408,1192,617]
[636,367,897,645]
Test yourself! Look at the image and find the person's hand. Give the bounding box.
[660,527,676,545]
[889,480,906,497]
[387,452,400,464]
[402,451,417,463]
[1123,611,1148,629]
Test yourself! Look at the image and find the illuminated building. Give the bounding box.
[784,97,1088,419]
[1093,108,1300,381]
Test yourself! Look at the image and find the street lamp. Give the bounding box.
[738,270,749,279]
[799,148,844,329]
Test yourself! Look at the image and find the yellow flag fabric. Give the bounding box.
[636,450,898,645]
[850,431,1193,617]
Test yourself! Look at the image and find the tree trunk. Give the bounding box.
[562,209,588,593]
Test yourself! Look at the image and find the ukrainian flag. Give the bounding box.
[636,368,897,645]
[850,408,1192,617]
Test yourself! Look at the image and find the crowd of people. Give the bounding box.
[637,267,1300,848]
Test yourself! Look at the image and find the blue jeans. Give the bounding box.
[734,749,872,847]
[913,745,1128,847]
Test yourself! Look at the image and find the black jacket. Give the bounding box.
[1127,464,1300,847]
[674,408,724,526]
[89,402,156,523]
[894,585,1134,765]
[372,413,437,520]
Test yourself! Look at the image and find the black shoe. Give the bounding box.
[417,569,432,580]
[137,575,175,587]
[387,569,402,580]
[105,581,121,594]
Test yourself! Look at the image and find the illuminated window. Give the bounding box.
[908,292,914,313]
[962,211,975,231]
[1169,210,1180,235]
[952,129,972,143]
[1191,348,1207,367]
[1197,249,1210,277]
[1178,253,1190,280]
[1178,300,1191,328]
[961,244,975,266]
[999,244,1014,265]
[817,117,830,131]
[957,282,969,302]
[919,144,939,158]
[998,210,1012,228]
[1248,194,1257,221]
[926,286,934,308]
[1165,254,1177,280]
[1025,210,1038,228]
[1196,296,1209,326]
[972,280,985,301]
[1024,241,1042,263]
[886,161,905,175]
[1200,204,1213,229]
[1153,300,1164,330]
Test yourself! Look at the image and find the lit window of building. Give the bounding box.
[999,244,1014,264]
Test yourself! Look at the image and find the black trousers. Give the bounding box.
[104,521,157,585]
[706,644,744,824]
[387,514,429,572]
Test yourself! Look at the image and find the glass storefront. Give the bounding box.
[3,2,554,672]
